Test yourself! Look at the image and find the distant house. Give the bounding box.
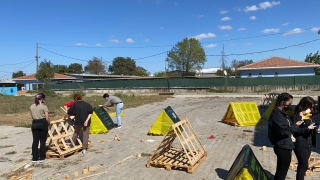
[238,57,320,78]
[196,67,222,76]
[12,73,76,90]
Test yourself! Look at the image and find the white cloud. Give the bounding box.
[282,28,305,36]
[238,28,247,31]
[261,28,280,33]
[75,43,87,46]
[220,10,228,14]
[230,43,236,46]
[245,42,253,46]
[144,39,150,42]
[126,38,134,43]
[95,43,104,47]
[204,44,217,48]
[109,39,120,43]
[282,22,289,26]
[244,5,259,12]
[311,27,320,32]
[221,17,231,21]
[249,16,257,20]
[197,15,204,18]
[160,27,164,30]
[192,33,216,40]
[244,1,280,12]
[259,1,280,9]
[218,25,232,30]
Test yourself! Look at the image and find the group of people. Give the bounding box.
[29,93,123,163]
[269,92,319,180]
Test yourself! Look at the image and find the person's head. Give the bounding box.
[295,96,316,114]
[103,93,109,100]
[275,92,293,110]
[73,93,82,101]
[35,93,45,106]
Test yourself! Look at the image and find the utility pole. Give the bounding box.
[221,44,226,70]
[36,43,39,90]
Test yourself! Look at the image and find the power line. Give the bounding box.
[0,60,35,66]
[206,38,320,57]
[38,27,316,48]
[0,60,36,79]
[38,47,89,62]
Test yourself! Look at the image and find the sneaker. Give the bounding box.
[32,160,38,163]
[115,125,122,129]
[82,149,87,154]
[37,159,44,163]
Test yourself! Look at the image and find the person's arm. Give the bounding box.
[272,113,300,138]
[291,114,309,135]
[84,114,92,127]
[67,103,75,115]
[104,98,113,107]
[63,105,68,111]
[45,111,50,125]
[84,104,93,127]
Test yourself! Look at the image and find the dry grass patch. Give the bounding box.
[0,145,13,149]
[5,151,17,155]
[0,94,170,127]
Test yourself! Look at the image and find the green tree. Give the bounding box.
[135,66,150,76]
[68,63,83,74]
[12,70,26,78]
[230,59,253,76]
[216,67,237,77]
[153,71,167,77]
[35,59,54,88]
[108,57,136,75]
[84,57,106,74]
[167,38,206,76]
[305,51,320,75]
[53,65,68,74]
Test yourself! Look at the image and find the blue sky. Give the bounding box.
[0,0,319,79]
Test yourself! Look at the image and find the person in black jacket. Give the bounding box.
[268,93,304,180]
[292,96,317,180]
[67,93,93,154]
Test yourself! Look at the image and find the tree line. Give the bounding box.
[12,38,320,79]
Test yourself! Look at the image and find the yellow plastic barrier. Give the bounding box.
[222,102,261,126]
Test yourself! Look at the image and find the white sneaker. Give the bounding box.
[82,149,87,154]
[115,125,122,129]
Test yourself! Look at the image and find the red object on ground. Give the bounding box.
[207,135,215,139]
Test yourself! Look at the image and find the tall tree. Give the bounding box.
[166,38,206,76]
[12,70,26,78]
[108,57,137,75]
[230,59,253,76]
[135,66,150,76]
[35,59,54,87]
[305,51,320,75]
[53,65,68,74]
[84,57,106,74]
[153,71,167,77]
[68,63,83,74]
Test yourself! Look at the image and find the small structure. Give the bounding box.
[46,118,82,160]
[222,102,261,126]
[147,118,207,173]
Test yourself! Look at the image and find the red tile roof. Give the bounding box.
[238,57,320,70]
[12,73,76,80]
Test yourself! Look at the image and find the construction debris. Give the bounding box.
[114,135,121,141]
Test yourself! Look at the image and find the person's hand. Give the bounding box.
[84,121,88,127]
[296,120,304,126]
[308,123,316,130]
[299,111,304,117]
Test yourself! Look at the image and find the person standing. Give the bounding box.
[64,98,83,144]
[30,93,50,163]
[67,94,93,154]
[268,92,303,180]
[103,93,123,129]
[292,96,317,180]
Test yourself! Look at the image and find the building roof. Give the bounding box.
[238,56,320,70]
[12,73,76,81]
[196,67,222,73]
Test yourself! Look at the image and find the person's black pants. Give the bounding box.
[274,146,292,180]
[31,119,48,161]
[294,146,311,180]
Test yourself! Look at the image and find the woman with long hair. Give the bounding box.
[30,93,50,163]
[268,92,303,180]
[292,96,317,180]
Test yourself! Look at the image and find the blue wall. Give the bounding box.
[0,87,18,95]
[240,67,315,78]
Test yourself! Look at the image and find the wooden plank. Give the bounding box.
[74,170,107,180]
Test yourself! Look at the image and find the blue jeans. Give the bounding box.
[116,103,123,126]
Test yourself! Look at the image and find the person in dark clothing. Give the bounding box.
[292,96,317,180]
[30,93,50,163]
[67,94,93,154]
[268,92,304,180]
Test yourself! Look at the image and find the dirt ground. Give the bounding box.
[1,94,320,180]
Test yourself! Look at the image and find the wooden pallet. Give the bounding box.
[46,118,82,160]
[147,118,207,173]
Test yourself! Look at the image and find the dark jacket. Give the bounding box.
[268,108,299,150]
[68,101,93,126]
[292,114,314,148]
